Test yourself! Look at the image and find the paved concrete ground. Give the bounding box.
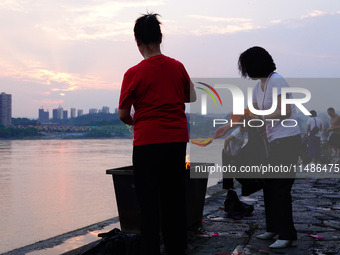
[186,178,340,255]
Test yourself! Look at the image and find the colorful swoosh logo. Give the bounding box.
[197,82,223,106]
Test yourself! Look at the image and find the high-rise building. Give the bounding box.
[52,106,64,120]
[70,108,76,118]
[39,108,49,124]
[102,106,110,114]
[52,109,58,120]
[63,110,68,120]
[0,92,12,126]
[77,109,83,117]
[56,106,63,119]
[89,108,98,114]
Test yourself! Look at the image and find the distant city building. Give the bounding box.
[0,92,12,126]
[52,106,64,120]
[70,108,76,118]
[102,106,110,114]
[89,108,98,114]
[57,106,64,119]
[114,108,118,114]
[52,109,58,120]
[77,109,83,117]
[39,108,49,124]
[63,110,68,120]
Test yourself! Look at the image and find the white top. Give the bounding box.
[227,127,245,156]
[252,72,301,142]
[307,117,322,137]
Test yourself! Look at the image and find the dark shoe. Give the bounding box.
[224,190,254,218]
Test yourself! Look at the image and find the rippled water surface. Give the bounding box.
[0,139,133,253]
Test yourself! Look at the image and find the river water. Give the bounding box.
[0,138,225,254]
[0,139,133,254]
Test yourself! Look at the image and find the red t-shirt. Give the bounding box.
[119,54,191,145]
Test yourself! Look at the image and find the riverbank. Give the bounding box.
[1,218,120,255]
[3,177,340,255]
[1,184,222,255]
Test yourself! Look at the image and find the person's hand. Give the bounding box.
[327,128,332,132]
[223,142,231,156]
[214,125,228,139]
[224,139,228,154]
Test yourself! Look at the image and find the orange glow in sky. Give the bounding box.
[0,0,339,117]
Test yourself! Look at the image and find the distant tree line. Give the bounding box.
[11,118,39,126]
[3,114,131,139]
[50,113,120,126]
[0,125,39,138]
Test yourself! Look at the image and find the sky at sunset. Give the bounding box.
[0,0,339,118]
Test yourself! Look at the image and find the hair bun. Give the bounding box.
[134,13,162,44]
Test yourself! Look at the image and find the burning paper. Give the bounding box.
[191,138,213,147]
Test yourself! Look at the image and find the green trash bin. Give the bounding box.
[106,162,212,234]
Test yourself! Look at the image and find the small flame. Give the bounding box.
[185,154,190,169]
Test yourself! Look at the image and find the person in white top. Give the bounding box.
[238,46,301,249]
[327,107,340,163]
[224,126,246,157]
[306,110,323,164]
[214,47,301,248]
[251,73,301,142]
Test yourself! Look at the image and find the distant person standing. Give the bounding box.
[306,110,323,165]
[327,107,340,163]
[118,13,196,255]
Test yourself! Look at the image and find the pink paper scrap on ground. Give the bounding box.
[306,234,325,240]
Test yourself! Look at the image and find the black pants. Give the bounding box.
[222,149,235,190]
[133,142,187,255]
[264,134,301,240]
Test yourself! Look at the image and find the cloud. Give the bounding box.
[36,22,132,41]
[33,0,164,41]
[0,63,113,92]
[190,23,262,36]
[1,0,340,118]
[300,9,340,21]
[189,15,252,23]
[1,0,165,41]
[165,14,262,36]
[33,98,64,106]
[0,0,26,12]
[271,19,282,24]
[302,10,327,19]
